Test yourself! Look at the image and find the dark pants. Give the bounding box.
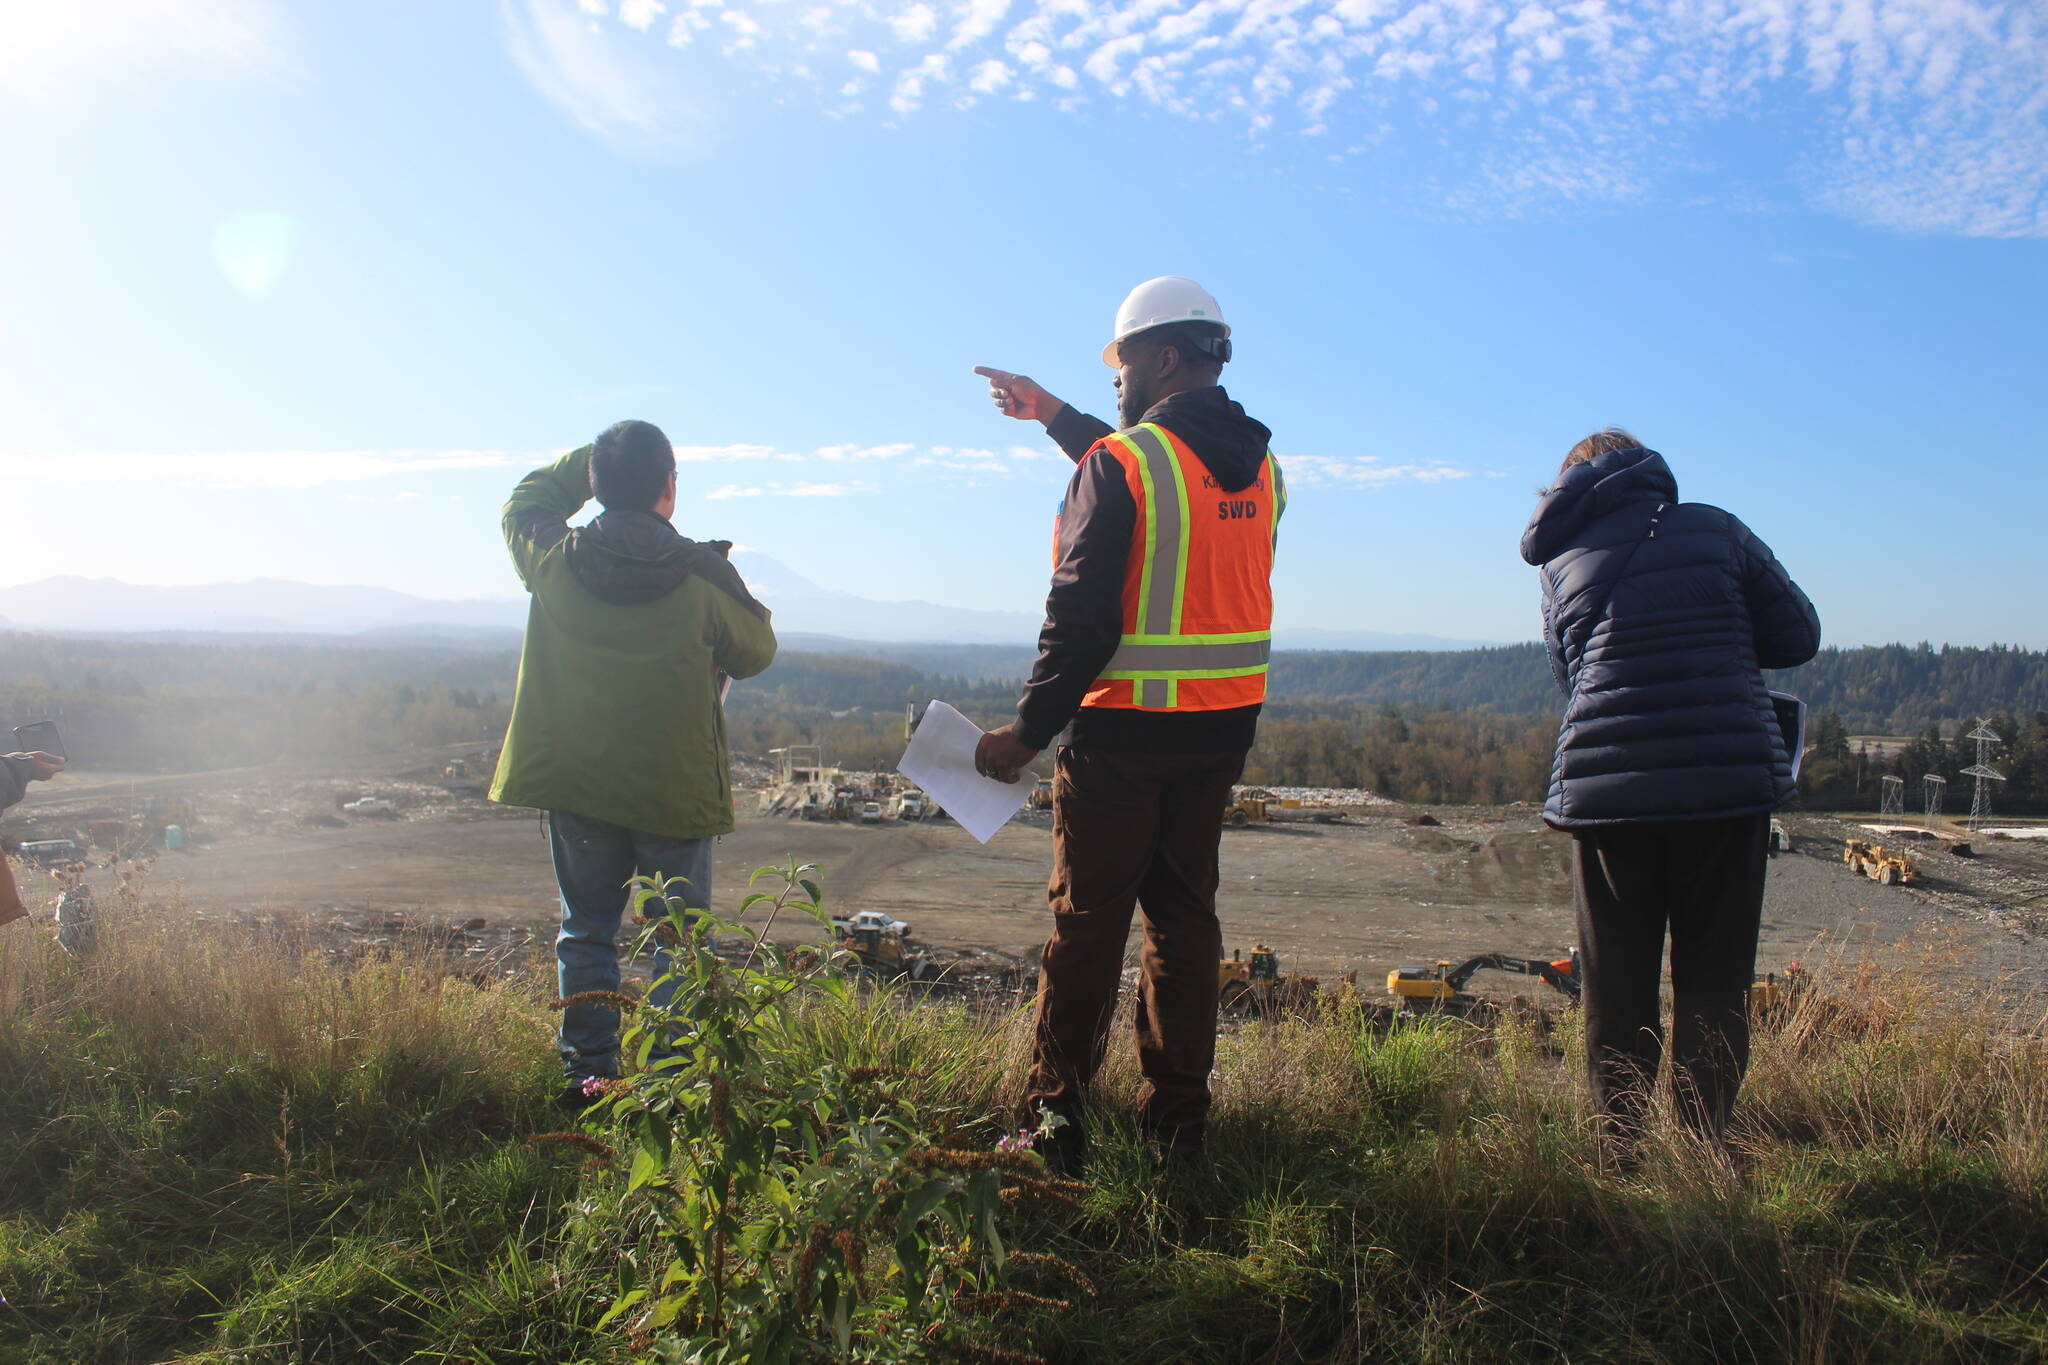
[1025,745,1246,1140]
[1572,812,1770,1143]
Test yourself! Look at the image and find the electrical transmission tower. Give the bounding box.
[1961,718,2006,829]
[1922,774,1946,828]
[1879,775,1904,818]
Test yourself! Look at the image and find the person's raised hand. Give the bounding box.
[973,367,1064,425]
[27,753,63,781]
[974,725,1040,785]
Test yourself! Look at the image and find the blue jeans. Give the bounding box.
[547,810,713,1082]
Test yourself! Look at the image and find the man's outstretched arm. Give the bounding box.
[502,446,593,588]
[974,367,1113,461]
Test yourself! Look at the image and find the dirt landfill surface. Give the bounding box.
[10,745,2048,1017]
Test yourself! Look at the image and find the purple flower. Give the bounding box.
[995,1129,1036,1155]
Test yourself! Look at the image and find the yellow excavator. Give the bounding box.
[1390,949,1807,1016]
[1388,952,1583,1012]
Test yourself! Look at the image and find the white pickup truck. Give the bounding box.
[831,909,911,939]
[342,797,397,816]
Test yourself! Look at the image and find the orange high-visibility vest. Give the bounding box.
[1061,421,1287,713]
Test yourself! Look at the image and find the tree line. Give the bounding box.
[5,632,2046,813]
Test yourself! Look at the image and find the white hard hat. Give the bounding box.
[1102,275,1230,366]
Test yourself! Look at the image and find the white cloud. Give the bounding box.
[891,2,939,44]
[499,0,705,157]
[618,0,667,28]
[524,0,2048,236]
[704,481,870,498]
[0,0,284,106]
[1281,454,1476,488]
[0,438,1066,495]
[0,450,530,491]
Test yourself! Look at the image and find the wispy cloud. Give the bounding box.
[508,0,2048,236]
[498,0,706,156]
[0,450,529,491]
[1282,455,1476,489]
[704,480,870,499]
[0,0,284,106]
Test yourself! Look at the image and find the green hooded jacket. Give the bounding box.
[488,447,778,838]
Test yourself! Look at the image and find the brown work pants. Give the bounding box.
[1025,745,1245,1140]
[1572,813,1770,1147]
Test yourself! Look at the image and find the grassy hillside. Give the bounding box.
[2,858,2044,1363]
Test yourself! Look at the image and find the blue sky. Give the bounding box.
[2,0,2043,648]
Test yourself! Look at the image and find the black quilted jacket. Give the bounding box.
[1520,447,1821,829]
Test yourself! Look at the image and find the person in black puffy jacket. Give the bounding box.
[1521,428,1820,1160]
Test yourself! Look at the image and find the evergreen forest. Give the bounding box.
[4,632,2046,813]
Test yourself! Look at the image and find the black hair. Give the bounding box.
[590,419,677,511]
[1123,320,1230,372]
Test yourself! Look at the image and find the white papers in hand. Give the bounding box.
[1768,690,1809,782]
[897,699,1031,845]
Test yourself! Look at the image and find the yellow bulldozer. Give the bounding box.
[1843,838,1917,886]
[1224,796,1269,828]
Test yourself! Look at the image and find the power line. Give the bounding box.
[1961,718,2006,830]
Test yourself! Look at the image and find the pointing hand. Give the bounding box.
[973,367,1064,426]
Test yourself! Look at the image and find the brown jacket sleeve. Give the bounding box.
[1014,444,1135,750]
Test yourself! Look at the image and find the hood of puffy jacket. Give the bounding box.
[1145,386,1272,493]
[562,509,768,612]
[1520,447,1678,565]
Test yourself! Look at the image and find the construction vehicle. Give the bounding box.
[889,790,929,821]
[1769,819,1791,855]
[1389,951,1583,1012]
[1225,795,1269,827]
[1028,778,1054,811]
[1843,838,1917,886]
[831,909,911,940]
[1225,792,1343,828]
[834,911,930,980]
[1749,962,1809,1015]
[1217,943,1319,1014]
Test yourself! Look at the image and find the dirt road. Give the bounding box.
[15,758,2045,1009]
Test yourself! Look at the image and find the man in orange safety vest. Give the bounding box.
[973,276,1285,1171]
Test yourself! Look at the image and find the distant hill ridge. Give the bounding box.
[0,569,1492,652]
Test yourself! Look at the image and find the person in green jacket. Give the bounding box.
[489,420,777,1106]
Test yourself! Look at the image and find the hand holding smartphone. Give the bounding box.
[11,721,65,778]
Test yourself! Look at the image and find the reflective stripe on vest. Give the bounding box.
[1084,422,1282,712]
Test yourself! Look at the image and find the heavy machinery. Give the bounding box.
[1217,943,1317,1013]
[1844,838,1917,886]
[1749,962,1809,1015]
[1391,949,1806,1018]
[1028,778,1054,811]
[1225,796,1269,827]
[1388,951,1583,1012]
[1769,819,1792,855]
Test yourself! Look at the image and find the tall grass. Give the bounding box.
[1,867,2043,1363]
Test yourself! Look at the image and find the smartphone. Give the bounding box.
[11,721,63,759]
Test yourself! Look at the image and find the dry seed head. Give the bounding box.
[1007,1251,1096,1295]
[526,1132,616,1163]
